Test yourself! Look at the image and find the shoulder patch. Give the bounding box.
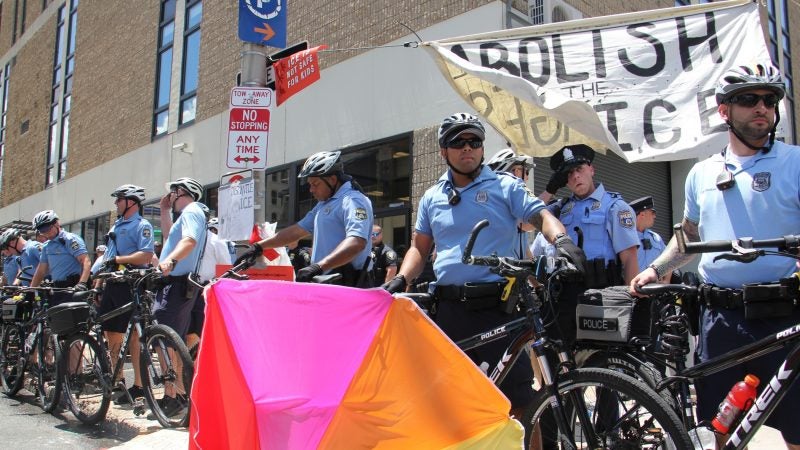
[618,209,634,228]
[143,228,152,239]
[354,207,368,221]
[70,240,80,251]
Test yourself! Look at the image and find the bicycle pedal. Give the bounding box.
[133,399,146,416]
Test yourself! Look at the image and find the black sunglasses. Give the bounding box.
[727,93,780,108]
[447,138,483,149]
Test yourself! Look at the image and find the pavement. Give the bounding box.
[97,401,188,449]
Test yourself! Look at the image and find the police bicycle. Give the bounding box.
[0,284,76,413]
[404,220,691,450]
[627,226,800,450]
[57,267,193,428]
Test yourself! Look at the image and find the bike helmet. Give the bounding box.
[437,113,486,148]
[111,184,146,203]
[197,203,211,219]
[487,148,534,173]
[33,210,59,230]
[166,177,203,201]
[95,244,107,253]
[208,217,219,229]
[0,228,21,250]
[715,62,785,105]
[297,151,343,179]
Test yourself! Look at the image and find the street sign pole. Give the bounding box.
[241,43,267,225]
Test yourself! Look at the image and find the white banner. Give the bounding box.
[218,177,255,241]
[424,0,783,162]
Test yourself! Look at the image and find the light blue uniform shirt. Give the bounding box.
[558,183,639,262]
[18,241,42,285]
[105,212,155,267]
[685,141,800,288]
[40,230,87,281]
[416,166,545,285]
[3,255,19,284]
[637,229,666,272]
[161,202,207,276]
[298,181,373,270]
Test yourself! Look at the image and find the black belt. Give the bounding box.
[53,274,81,288]
[434,282,506,302]
[699,284,744,310]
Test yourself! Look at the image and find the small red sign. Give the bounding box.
[274,45,327,106]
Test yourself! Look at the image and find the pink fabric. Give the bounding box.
[211,280,393,450]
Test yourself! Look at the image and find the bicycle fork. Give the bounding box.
[531,339,584,450]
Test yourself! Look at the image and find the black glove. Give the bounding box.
[103,256,118,271]
[545,171,568,195]
[554,233,586,277]
[381,275,407,294]
[234,244,263,266]
[74,282,88,292]
[296,263,323,282]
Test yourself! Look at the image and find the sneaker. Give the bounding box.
[114,385,144,405]
[148,394,187,419]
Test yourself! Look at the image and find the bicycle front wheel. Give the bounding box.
[140,324,193,428]
[36,329,62,413]
[522,367,691,450]
[62,333,111,425]
[0,325,24,396]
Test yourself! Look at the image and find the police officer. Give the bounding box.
[98,184,155,404]
[629,196,666,272]
[487,148,537,259]
[30,210,91,305]
[383,112,585,418]
[1,253,18,286]
[90,245,107,275]
[0,228,42,286]
[237,151,374,287]
[369,225,397,287]
[632,62,800,449]
[207,217,236,262]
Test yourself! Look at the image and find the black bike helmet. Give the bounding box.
[437,113,486,148]
[297,151,343,179]
[0,228,21,250]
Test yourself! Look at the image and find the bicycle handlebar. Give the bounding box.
[674,224,800,255]
[634,283,698,296]
[461,219,560,278]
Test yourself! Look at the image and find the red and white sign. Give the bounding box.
[226,87,273,170]
[274,45,326,106]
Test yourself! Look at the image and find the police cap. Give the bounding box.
[629,196,655,214]
[549,144,595,173]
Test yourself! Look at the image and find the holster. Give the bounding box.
[741,277,798,320]
[584,258,622,289]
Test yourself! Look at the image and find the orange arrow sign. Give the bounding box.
[254,23,275,42]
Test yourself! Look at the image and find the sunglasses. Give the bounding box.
[447,138,483,149]
[371,232,381,237]
[727,93,780,108]
[37,223,56,233]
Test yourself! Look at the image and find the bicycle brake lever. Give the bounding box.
[712,251,762,263]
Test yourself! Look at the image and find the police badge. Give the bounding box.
[475,191,489,203]
[752,172,771,192]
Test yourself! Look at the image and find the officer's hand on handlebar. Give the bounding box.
[546,171,568,195]
[382,274,407,294]
[554,234,586,276]
[296,263,322,282]
[629,268,659,297]
[103,257,118,271]
[234,244,263,266]
[74,282,88,292]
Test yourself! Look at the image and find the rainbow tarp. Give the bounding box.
[189,279,523,449]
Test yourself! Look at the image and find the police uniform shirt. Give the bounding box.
[685,140,800,288]
[161,202,207,276]
[298,181,373,270]
[416,166,545,285]
[105,212,155,265]
[40,230,87,281]
[371,243,398,281]
[18,240,42,285]
[90,257,104,276]
[558,183,639,262]
[3,255,19,284]
[637,228,666,271]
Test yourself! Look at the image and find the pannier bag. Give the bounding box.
[47,302,91,336]
[2,296,33,322]
[576,286,650,343]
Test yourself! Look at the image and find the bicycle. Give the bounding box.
[630,226,800,450]
[403,219,691,449]
[58,267,193,427]
[0,285,74,413]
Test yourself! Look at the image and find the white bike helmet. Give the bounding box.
[208,217,219,229]
[437,113,486,148]
[297,151,343,179]
[487,148,534,173]
[111,184,146,203]
[0,228,21,249]
[33,210,59,230]
[166,177,203,201]
[715,62,785,105]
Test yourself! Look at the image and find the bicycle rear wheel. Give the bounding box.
[140,324,193,428]
[35,328,63,413]
[0,325,24,396]
[522,367,691,450]
[62,333,111,425]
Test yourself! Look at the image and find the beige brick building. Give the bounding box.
[0,0,795,256]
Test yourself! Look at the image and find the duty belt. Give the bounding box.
[434,282,506,302]
[699,284,744,310]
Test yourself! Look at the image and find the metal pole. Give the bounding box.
[241,43,268,225]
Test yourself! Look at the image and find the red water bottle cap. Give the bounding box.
[744,374,760,388]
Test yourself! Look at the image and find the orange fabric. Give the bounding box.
[319,297,515,449]
[189,289,259,450]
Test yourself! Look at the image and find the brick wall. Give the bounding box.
[410,126,444,225]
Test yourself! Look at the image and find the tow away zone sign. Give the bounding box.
[226,87,273,170]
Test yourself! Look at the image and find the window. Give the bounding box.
[767,0,796,140]
[0,64,9,193]
[153,0,175,136]
[179,0,202,126]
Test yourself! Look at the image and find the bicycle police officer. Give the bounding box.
[238,151,374,287]
[369,225,397,287]
[629,196,666,272]
[98,184,155,404]
[0,228,41,286]
[631,62,800,449]
[30,210,91,305]
[383,112,585,418]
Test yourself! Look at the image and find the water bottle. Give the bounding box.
[711,374,759,434]
[24,332,35,354]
